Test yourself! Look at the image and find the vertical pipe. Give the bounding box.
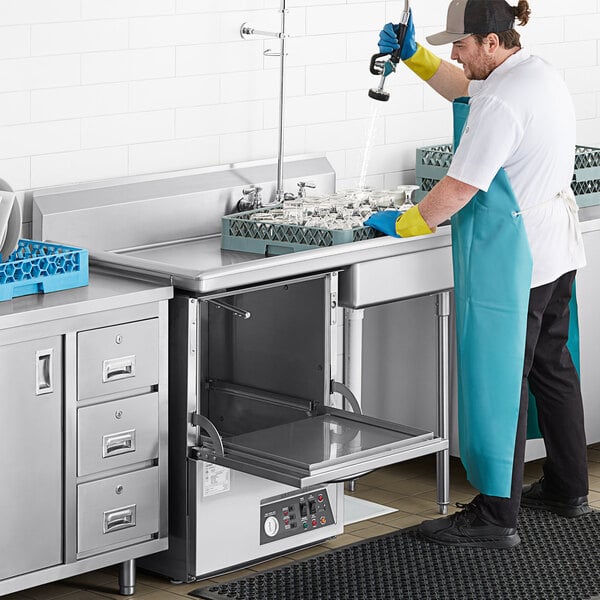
[436,291,451,515]
[275,0,287,202]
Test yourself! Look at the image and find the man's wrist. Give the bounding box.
[403,44,442,81]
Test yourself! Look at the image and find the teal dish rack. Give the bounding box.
[222,208,379,255]
[0,239,89,302]
[415,144,600,208]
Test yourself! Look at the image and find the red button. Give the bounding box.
[312,519,317,527]
[318,494,323,502]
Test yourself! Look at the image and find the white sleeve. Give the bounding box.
[447,94,524,192]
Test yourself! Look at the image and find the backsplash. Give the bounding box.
[0,0,598,199]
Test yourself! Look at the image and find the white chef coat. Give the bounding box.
[447,48,586,288]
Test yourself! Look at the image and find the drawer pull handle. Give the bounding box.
[103,355,136,383]
[36,349,54,395]
[103,505,136,533]
[103,430,136,458]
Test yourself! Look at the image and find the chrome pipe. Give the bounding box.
[274,1,288,203]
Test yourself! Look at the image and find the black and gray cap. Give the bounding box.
[426,0,516,46]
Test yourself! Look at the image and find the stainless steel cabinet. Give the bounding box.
[0,272,171,597]
[0,337,63,581]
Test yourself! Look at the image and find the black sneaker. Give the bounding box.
[521,478,592,518]
[418,502,521,549]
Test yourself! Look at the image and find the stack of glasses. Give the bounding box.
[248,185,420,231]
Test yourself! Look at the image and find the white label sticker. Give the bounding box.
[202,463,230,497]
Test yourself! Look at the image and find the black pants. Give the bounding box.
[475,270,589,528]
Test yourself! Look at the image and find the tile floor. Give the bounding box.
[5,443,600,600]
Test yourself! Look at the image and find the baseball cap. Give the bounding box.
[426,0,516,46]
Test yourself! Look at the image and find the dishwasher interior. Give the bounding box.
[140,271,445,582]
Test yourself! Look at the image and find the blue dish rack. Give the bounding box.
[415,144,600,207]
[0,239,89,302]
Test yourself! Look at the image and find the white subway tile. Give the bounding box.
[82,0,176,19]
[31,83,129,122]
[129,13,220,48]
[128,136,220,175]
[82,48,176,84]
[530,0,596,18]
[532,41,598,69]
[572,93,598,120]
[385,109,452,144]
[346,140,417,180]
[82,111,174,148]
[0,92,30,125]
[307,3,386,35]
[177,0,263,12]
[0,120,80,160]
[522,17,564,45]
[288,0,344,7]
[286,35,347,67]
[220,68,280,102]
[565,13,600,42]
[576,117,600,146]
[566,66,600,94]
[0,55,80,92]
[346,84,424,120]
[265,92,347,128]
[0,26,31,59]
[0,157,31,191]
[130,75,220,112]
[176,41,263,76]
[32,20,129,56]
[31,147,129,187]
[307,61,373,95]
[306,118,384,153]
[0,0,80,25]
[220,125,304,165]
[176,101,263,138]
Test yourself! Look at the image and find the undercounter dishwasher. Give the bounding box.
[33,156,449,582]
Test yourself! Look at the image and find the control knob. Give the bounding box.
[264,516,280,537]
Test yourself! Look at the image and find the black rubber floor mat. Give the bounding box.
[189,509,600,600]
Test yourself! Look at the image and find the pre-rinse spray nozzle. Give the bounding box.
[368,6,410,102]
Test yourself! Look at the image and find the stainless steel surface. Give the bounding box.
[77,393,159,476]
[77,319,159,401]
[0,272,170,597]
[436,292,451,515]
[77,467,160,555]
[0,336,63,581]
[118,560,136,596]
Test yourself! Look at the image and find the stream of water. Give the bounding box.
[358,102,382,190]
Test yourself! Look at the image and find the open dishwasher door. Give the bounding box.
[180,271,447,489]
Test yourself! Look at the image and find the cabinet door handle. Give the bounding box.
[103,505,136,533]
[36,349,54,395]
[103,355,136,383]
[103,430,136,458]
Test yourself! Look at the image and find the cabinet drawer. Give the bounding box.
[78,393,159,476]
[77,467,159,555]
[78,319,158,400]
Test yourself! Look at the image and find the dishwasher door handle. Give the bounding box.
[103,505,136,533]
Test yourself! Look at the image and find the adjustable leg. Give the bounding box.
[118,559,136,596]
[436,292,451,515]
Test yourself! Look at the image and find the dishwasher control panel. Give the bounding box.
[260,488,335,545]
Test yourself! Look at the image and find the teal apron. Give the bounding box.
[452,97,532,498]
[451,97,581,497]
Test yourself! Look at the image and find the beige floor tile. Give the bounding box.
[350,523,398,539]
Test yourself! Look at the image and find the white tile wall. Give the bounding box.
[0,0,596,198]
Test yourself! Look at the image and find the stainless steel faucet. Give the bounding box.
[237,185,263,212]
[297,181,316,198]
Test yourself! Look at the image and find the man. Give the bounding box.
[366,0,590,549]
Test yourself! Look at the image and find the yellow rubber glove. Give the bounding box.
[403,44,442,81]
[395,205,434,237]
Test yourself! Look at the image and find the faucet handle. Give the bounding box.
[297,181,316,198]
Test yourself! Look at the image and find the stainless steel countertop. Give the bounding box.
[91,227,455,295]
[0,268,173,330]
[88,203,600,296]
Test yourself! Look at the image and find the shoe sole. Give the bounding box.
[520,498,593,518]
[418,530,521,550]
